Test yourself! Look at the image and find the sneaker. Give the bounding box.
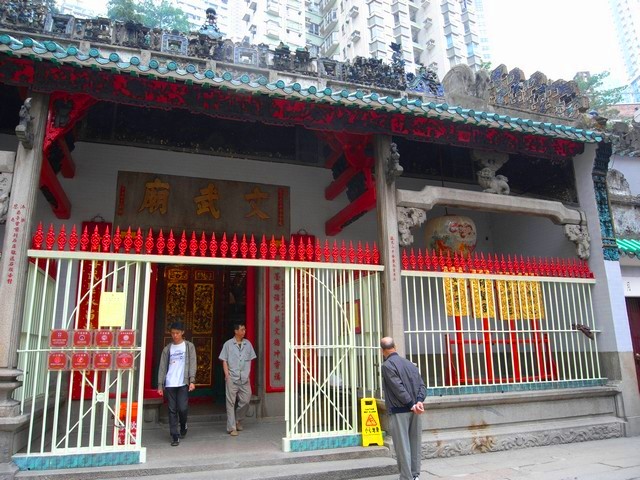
[235,422,243,431]
[180,425,188,438]
[413,476,420,480]
[171,435,180,446]
[229,429,238,436]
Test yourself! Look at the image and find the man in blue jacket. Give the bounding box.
[380,336,426,480]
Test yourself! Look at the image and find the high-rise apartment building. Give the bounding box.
[312,0,484,75]
[56,0,486,75]
[609,0,640,102]
[474,0,490,66]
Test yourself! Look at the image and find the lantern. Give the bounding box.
[424,215,477,256]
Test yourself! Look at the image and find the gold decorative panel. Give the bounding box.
[194,270,215,281]
[497,280,519,320]
[444,277,468,316]
[167,269,189,281]
[519,281,545,320]
[165,283,187,331]
[192,284,214,335]
[470,279,495,318]
[193,337,213,386]
[497,280,545,320]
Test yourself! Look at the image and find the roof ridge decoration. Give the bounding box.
[443,64,587,122]
[0,34,603,145]
[610,118,640,156]
[0,2,592,124]
[607,169,640,241]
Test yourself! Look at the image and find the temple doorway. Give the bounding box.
[153,264,248,403]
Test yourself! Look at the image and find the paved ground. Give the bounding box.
[374,436,640,480]
[14,414,640,480]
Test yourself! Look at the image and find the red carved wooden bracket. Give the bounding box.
[321,132,377,236]
[40,92,96,219]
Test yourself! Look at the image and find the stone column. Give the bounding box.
[373,135,406,353]
[0,93,49,466]
[573,142,640,437]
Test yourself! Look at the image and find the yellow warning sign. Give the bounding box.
[360,397,383,447]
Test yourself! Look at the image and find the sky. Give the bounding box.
[481,0,626,87]
[78,0,628,90]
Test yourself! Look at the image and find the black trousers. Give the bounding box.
[165,385,188,437]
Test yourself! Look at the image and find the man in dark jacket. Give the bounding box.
[380,336,426,480]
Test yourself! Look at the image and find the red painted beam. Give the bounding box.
[40,158,71,219]
[325,165,359,200]
[325,188,376,236]
[324,148,342,169]
[57,137,76,178]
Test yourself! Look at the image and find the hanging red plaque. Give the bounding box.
[93,352,113,370]
[49,329,69,348]
[117,330,136,347]
[94,329,114,347]
[73,330,92,347]
[48,352,67,370]
[115,352,134,369]
[71,352,91,370]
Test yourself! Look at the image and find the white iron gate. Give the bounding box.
[284,265,384,451]
[14,251,151,468]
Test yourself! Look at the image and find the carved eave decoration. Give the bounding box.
[0,31,602,226]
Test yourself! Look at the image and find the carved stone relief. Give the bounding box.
[471,150,510,195]
[611,120,640,157]
[0,152,16,225]
[607,169,640,239]
[419,422,622,459]
[386,142,403,185]
[564,224,591,260]
[15,97,33,149]
[397,207,426,247]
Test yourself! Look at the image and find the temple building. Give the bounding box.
[0,1,638,476]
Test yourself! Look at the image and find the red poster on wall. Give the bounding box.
[117,330,136,347]
[71,352,91,370]
[94,329,114,347]
[73,329,92,347]
[49,329,69,348]
[48,352,67,370]
[116,352,135,369]
[265,267,285,392]
[93,352,113,370]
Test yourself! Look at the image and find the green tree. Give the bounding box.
[106,0,190,32]
[106,0,143,24]
[574,71,627,118]
[140,0,190,32]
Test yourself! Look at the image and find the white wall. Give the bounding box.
[0,136,379,246]
[395,175,574,259]
[610,154,640,193]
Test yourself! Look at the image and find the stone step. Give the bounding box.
[412,415,626,458]
[16,445,395,480]
[103,457,399,480]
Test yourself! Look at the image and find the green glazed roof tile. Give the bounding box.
[617,238,640,258]
[0,35,605,144]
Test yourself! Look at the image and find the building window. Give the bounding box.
[446,34,453,48]
[464,21,470,34]
[466,43,474,56]
[370,25,384,40]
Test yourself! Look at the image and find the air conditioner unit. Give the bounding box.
[426,39,435,49]
[349,5,359,17]
[350,29,361,41]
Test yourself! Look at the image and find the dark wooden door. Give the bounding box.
[626,297,640,392]
[155,265,220,393]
